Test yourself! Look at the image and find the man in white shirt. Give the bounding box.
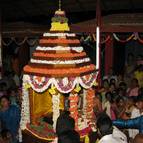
[96,113,127,143]
[129,96,143,138]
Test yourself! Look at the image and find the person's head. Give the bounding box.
[56,111,75,136]
[127,53,134,64]
[127,97,134,108]
[0,82,7,91]
[117,88,125,96]
[109,83,116,92]
[136,65,143,72]
[110,78,116,85]
[119,82,127,91]
[1,129,12,140]
[108,67,114,76]
[96,113,113,137]
[131,78,139,88]
[105,92,113,103]
[0,96,10,109]
[138,88,143,96]
[58,130,80,143]
[117,74,123,82]
[133,133,143,143]
[102,79,109,89]
[135,95,143,111]
[116,96,125,107]
[96,92,102,102]
[9,89,16,97]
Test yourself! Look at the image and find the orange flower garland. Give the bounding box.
[24,64,95,76]
[33,52,86,58]
[86,88,95,120]
[39,39,80,44]
[69,93,79,130]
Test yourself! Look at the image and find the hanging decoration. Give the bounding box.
[69,92,79,130]
[113,33,134,43]
[23,73,97,94]
[85,88,95,120]
[52,92,60,130]
[135,33,143,44]
[2,37,38,46]
[92,34,111,44]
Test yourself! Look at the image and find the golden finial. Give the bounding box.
[59,0,61,11]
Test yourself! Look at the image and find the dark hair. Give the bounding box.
[119,82,127,88]
[139,88,143,95]
[58,130,80,143]
[56,111,75,136]
[132,78,139,84]
[116,96,124,104]
[110,78,116,84]
[105,92,113,103]
[0,96,10,102]
[103,79,109,83]
[96,113,113,137]
[109,83,115,88]
[136,95,143,102]
[1,129,11,139]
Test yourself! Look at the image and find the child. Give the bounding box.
[0,129,13,143]
[8,89,19,107]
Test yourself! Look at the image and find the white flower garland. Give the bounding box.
[43,33,76,37]
[52,93,60,130]
[20,77,30,130]
[36,46,83,53]
[30,57,90,65]
[23,73,97,93]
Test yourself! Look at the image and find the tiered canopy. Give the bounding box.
[23,10,97,93]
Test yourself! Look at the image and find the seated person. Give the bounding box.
[96,113,127,143]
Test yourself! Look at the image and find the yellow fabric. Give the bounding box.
[32,90,53,116]
[85,135,90,143]
[50,22,70,31]
[31,90,65,117]
[134,71,143,87]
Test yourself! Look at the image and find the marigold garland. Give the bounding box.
[33,52,86,58]
[39,39,80,44]
[69,93,79,130]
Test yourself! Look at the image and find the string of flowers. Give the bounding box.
[92,34,111,44]
[2,37,38,46]
[113,33,134,43]
[69,92,79,130]
[85,88,95,120]
[49,85,60,130]
[135,33,143,44]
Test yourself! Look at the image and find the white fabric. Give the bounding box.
[99,127,127,143]
[103,101,111,119]
[129,108,140,138]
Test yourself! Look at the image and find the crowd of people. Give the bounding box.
[0,53,143,143]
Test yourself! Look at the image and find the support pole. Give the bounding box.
[96,0,101,84]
